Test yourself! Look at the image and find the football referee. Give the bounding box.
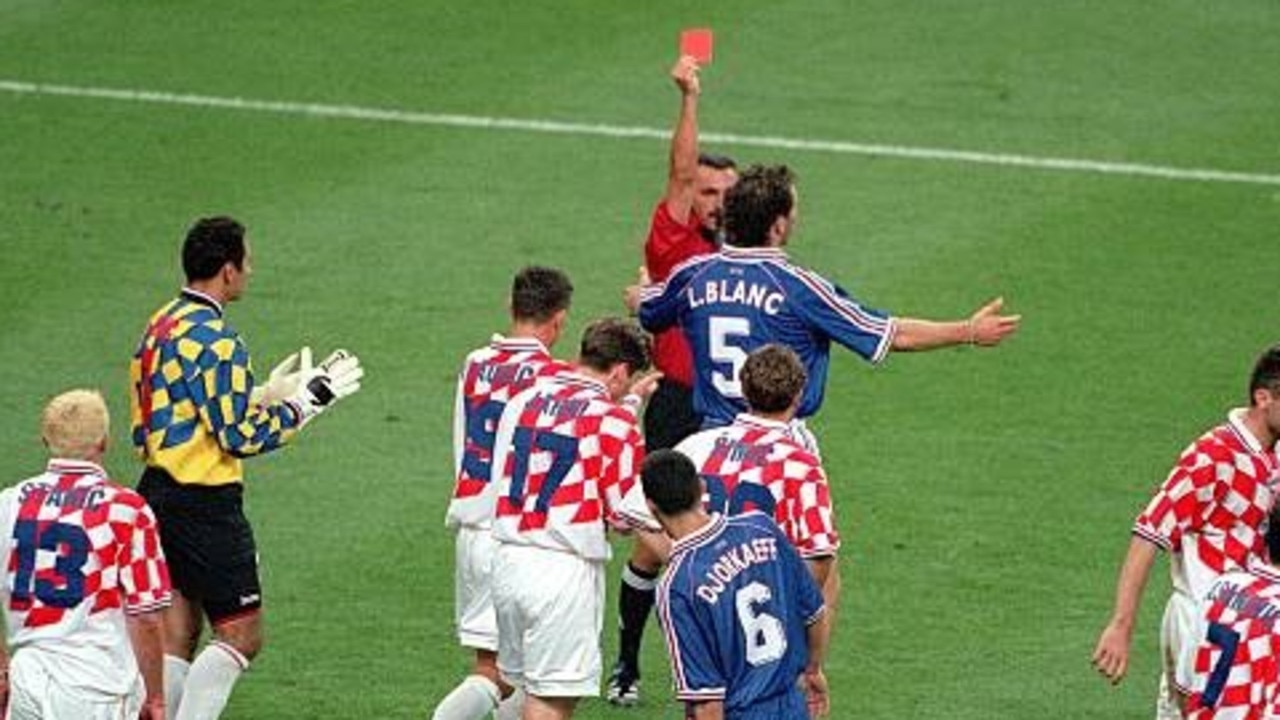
[130,216,363,720]
[612,53,738,706]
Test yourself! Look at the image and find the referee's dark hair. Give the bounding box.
[741,344,807,415]
[579,318,651,376]
[1248,344,1280,405]
[724,164,796,248]
[698,152,737,172]
[511,266,574,323]
[183,216,247,282]
[641,450,702,517]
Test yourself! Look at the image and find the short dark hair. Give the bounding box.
[183,216,246,282]
[511,266,574,323]
[698,153,737,172]
[641,449,702,516]
[1249,344,1280,404]
[741,344,807,414]
[724,165,796,248]
[578,318,651,376]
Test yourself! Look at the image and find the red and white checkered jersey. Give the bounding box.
[490,372,644,561]
[1180,562,1280,719]
[447,336,571,529]
[0,459,171,695]
[619,413,839,558]
[1133,410,1280,601]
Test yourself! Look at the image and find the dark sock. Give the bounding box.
[617,562,659,680]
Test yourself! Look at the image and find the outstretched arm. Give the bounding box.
[892,297,1021,351]
[1092,536,1160,684]
[663,55,702,225]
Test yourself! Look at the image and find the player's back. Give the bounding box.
[1185,566,1280,719]
[447,336,570,528]
[490,373,642,561]
[659,512,824,718]
[0,459,170,694]
[676,415,839,558]
[645,246,892,425]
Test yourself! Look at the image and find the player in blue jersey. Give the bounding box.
[642,450,831,720]
[637,164,1021,428]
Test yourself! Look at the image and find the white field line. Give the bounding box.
[3,78,1279,186]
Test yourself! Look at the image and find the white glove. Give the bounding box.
[287,349,364,425]
[250,347,313,406]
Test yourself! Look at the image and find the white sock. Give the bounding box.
[432,675,500,720]
[493,687,525,720]
[164,655,191,720]
[174,641,249,720]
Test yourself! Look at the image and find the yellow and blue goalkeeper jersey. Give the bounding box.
[129,289,300,487]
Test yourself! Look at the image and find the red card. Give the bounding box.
[680,28,713,64]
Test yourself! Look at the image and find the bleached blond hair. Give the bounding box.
[41,389,109,460]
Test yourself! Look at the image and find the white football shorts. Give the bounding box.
[8,651,143,720]
[455,524,500,651]
[1158,590,1197,720]
[492,542,605,698]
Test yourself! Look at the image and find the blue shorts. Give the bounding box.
[688,689,808,720]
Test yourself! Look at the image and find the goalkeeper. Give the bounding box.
[129,216,363,720]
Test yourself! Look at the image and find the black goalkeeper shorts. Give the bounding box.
[137,466,262,625]
[643,378,702,451]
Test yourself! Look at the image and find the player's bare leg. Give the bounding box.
[432,648,523,720]
[162,590,204,720]
[174,611,261,720]
[610,531,670,706]
[522,694,577,720]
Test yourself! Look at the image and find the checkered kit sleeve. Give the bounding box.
[783,463,841,558]
[1133,452,1220,551]
[118,500,172,615]
[600,415,645,530]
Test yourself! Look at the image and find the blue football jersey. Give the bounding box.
[656,511,825,717]
[637,245,894,426]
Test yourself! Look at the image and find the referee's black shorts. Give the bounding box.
[643,378,702,451]
[137,466,262,625]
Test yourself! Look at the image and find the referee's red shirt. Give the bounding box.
[643,201,716,387]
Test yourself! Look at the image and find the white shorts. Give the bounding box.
[455,524,500,651]
[492,543,605,698]
[8,652,143,720]
[1158,591,1197,720]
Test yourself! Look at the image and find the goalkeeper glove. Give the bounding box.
[250,347,313,406]
[287,349,364,425]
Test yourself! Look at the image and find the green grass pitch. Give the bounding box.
[1,1,1278,717]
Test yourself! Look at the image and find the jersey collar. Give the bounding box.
[722,244,787,261]
[488,333,551,355]
[1228,408,1269,455]
[671,514,726,555]
[181,287,225,316]
[554,371,609,396]
[733,412,792,433]
[46,458,107,477]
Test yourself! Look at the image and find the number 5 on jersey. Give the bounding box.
[709,316,751,398]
